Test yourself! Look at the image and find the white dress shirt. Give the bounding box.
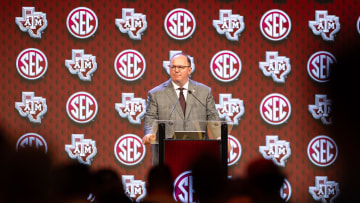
[172,81,189,101]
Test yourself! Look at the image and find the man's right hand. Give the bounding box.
[142,134,156,145]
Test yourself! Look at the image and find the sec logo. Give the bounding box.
[260,93,291,125]
[280,179,292,202]
[16,48,48,80]
[114,49,146,81]
[228,135,242,166]
[66,7,98,39]
[173,171,197,203]
[307,135,338,167]
[357,16,360,35]
[114,134,146,166]
[260,9,291,41]
[210,50,242,82]
[164,8,196,40]
[16,133,48,153]
[307,51,336,83]
[66,92,98,123]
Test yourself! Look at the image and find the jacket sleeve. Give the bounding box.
[144,91,159,136]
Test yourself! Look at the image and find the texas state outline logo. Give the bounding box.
[215,94,244,125]
[308,94,332,125]
[115,8,147,40]
[162,50,195,75]
[65,134,97,165]
[259,51,291,83]
[15,7,47,38]
[15,92,47,123]
[65,49,97,81]
[309,176,340,203]
[122,175,147,202]
[309,10,340,41]
[259,135,291,167]
[115,93,146,124]
[213,9,245,41]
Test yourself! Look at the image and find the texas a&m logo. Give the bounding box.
[280,179,292,202]
[259,135,291,167]
[173,171,197,203]
[164,8,196,40]
[114,49,146,81]
[216,94,244,125]
[115,93,146,124]
[210,50,242,82]
[309,11,340,41]
[115,8,147,40]
[16,133,48,153]
[15,7,47,38]
[307,51,336,83]
[15,92,47,123]
[308,94,332,125]
[114,134,146,166]
[260,93,291,125]
[259,51,291,83]
[66,7,98,39]
[65,49,97,81]
[307,135,338,167]
[122,175,146,202]
[309,176,340,203]
[213,9,245,41]
[228,135,242,166]
[163,50,195,75]
[66,92,98,123]
[260,9,291,41]
[65,134,97,165]
[16,48,48,80]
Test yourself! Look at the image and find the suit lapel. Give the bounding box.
[164,80,184,119]
[185,80,196,120]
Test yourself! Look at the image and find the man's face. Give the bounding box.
[170,55,192,87]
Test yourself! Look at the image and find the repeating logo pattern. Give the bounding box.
[210,50,242,82]
[164,8,196,40]
[309,11,340,41]
[16,133,48,153]
[115,93,146,124]
[15,92,47,123]
[115,8,147,40]
[307,135,338,167]
[65,49,97,81]
[162,50,195,75]
[114,134,146,166]
[122,175,147,202]
[307,51,336,83]
[173,171,197,203]
[215,94,245,125]
[66,92,98,123]
[280,179,292,202]
[65,134,97,165]
[259,51,291,83]
[308,94,332,125]
[309,176,340,203]
[260,93,291,125]
[15,7,47,38]
[260,9,291,41]
[259,135,291,167]
[114,49,146,81]
[66,7,98,38]
[16,48,48,80]
[213,9,245,41]
[228,135,242,166]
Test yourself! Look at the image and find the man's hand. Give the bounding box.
[142,134,156,145]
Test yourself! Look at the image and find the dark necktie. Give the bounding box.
[178,88,186,115]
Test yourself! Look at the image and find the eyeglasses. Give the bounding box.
[168,65,190,70]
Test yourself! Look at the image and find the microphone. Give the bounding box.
[188,90,219,119]
[168,94,181,121]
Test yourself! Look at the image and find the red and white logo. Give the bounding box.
[65,49,97,81]
[216,94,244,125]
[308,94,332,125]
[280,178,292,202]
[228,135,242,166]
[15,92,47,123]
[259,135,291,167]
[309,176,340,203]
[114,49,146,81]
[173,170,198,203]
[114,134,146,166]
[66,7,98,39]
[357,16,360,35]
[16,133,48,153]
[307,135,337,167]
[66,92,98,124]
[164,8,196,40]
[163,50,195,75]
[15,7,47,38]
[115,93,146,124]
[210,50,242,82]
[307,51,336,83]
[115,8,147,40]
[260,93,291,125]
[260,9,291,41]
[309,11,340,41]
[16,48,48,80]
[122,175,146,202]
[65,134,97,165]
[259,51,291,83]
[213,9,245,41]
